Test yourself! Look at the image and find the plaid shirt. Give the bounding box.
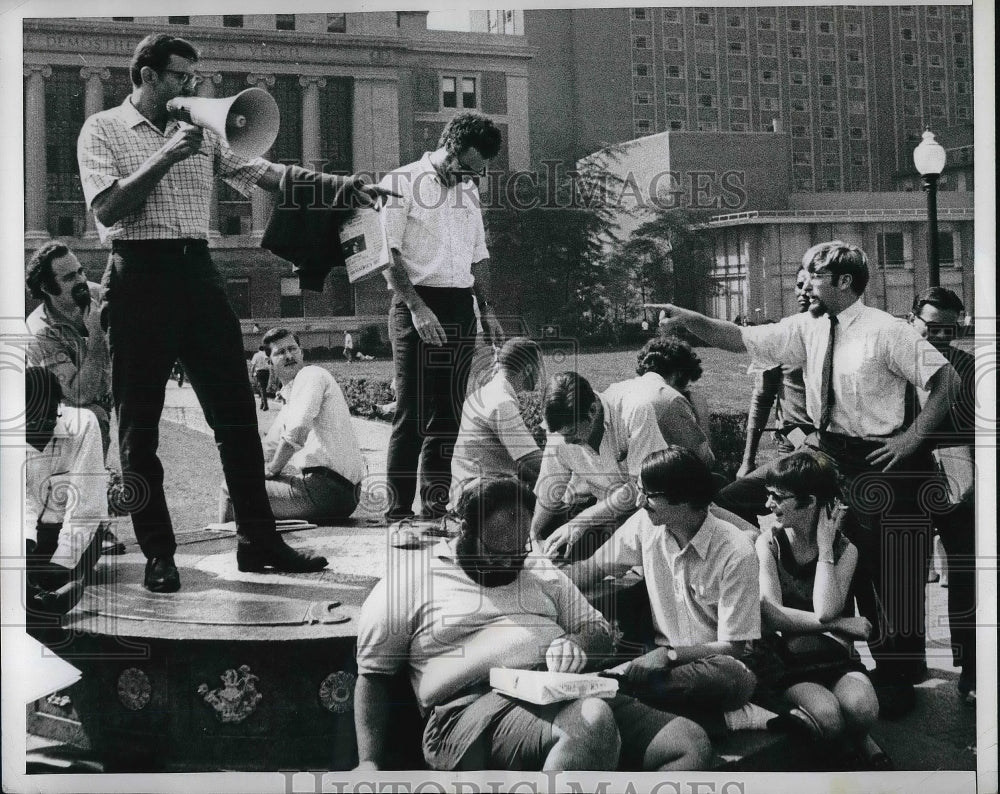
[77,97,269,242]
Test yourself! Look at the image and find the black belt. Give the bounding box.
[112,239,208,256]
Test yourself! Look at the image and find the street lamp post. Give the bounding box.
[913,129,947,288]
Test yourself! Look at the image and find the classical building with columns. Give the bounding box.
[23,13,533,351]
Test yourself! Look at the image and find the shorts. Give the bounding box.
[423,690,679,771]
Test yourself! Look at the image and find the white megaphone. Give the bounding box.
[166,87,280,159]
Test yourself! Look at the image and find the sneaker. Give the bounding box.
[236,538,327,573]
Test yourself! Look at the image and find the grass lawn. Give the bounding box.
[316,344,756,415]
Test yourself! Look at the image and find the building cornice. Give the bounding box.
[23,18,535,70]
[704,207,975,228]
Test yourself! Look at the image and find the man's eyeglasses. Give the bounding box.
[162,69,201,88]
[765,489,798,506]
[478,536,532,561]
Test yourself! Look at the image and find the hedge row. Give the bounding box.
[340,377,749,480]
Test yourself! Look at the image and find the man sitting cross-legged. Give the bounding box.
[567,446,784,736]
[449,336,545,499]
[219,328,364,525]
[354,477,712,772]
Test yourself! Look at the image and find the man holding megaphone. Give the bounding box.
[77,33,394,594]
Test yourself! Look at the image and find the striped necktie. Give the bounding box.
[819,315,839,431]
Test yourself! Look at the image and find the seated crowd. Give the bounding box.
[355,242,975,771]
[23,234,974,772]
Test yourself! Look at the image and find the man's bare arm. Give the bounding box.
[354,673,395,769]
[91,125,204,226]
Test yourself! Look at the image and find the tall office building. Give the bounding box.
[527,5,974,191]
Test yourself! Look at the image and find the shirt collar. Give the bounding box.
[119,96,173,134]
[833,296,865,330]
[671,512,716,559]
[418,151,448,185]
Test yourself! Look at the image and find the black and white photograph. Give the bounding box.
[1,2,994,793]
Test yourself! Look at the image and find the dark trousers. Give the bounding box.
[385,287,477,519]
[254,370,271,406]
[104,240,277,558]
[934,499,976,681]
[714,460,775,527]
[817,432,936,679]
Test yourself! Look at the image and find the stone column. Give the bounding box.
[80,67,111,238]
[299,75,326,170]
[24,65,52,242]
[352,76,399,175]
[247,73,276,237]
[505,74,530,171]
[200,73,223,237]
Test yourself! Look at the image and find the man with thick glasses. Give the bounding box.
[355,477,712,772]
[651,242,959,719]
[76,33,388,592]
[378,112,505,523]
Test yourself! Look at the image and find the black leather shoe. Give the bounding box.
[99,525,126,556]
[144,557,180,593]
[237,539,328,573]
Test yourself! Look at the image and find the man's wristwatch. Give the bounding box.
[663,645,679,666]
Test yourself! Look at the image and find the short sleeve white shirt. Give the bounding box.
[378,153,489,288]
[450,373,540,489]
[356,540,610,711]
[534,392,667,509]
[601,510,761,647]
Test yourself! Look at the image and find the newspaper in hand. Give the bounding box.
[339,207,391,283]
[489,668,619,705]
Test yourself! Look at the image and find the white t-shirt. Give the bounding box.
[450,373,540,490]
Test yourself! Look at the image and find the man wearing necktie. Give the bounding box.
[651,242,959,719]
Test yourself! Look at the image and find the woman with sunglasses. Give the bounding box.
[757,450,883,762]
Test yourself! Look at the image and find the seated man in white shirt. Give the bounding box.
[449,337,544,502]
[568,446,783,735]
[218,328,364,525]
[534,371,669,561]
[24,367,107,623]
[354,477,712,772]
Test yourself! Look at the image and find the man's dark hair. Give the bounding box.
[456,477,536,542]
[543,372,596,434]
[635,337,703,385]
[130,33,199,87]
[438,112,502,159]
[25,241,71,300]
[498,337,542,377]
[262,327,300,355]
[25,366,63,429]
[912,286,965,316]
[765,449,843,511]
[812,241,870,296]
[639,446,716,510]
